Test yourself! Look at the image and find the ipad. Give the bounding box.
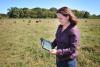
[40,38,52,51]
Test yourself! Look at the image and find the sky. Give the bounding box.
[0,0,100,15]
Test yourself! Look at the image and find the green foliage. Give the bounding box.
[7,7,57,18]
[6,7,100,19]
[0,14,8,19]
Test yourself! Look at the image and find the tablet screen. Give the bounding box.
[40,38,52,51]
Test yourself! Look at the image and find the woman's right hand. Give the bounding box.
[49,49,57,55]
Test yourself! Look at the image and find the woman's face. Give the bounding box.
[56,13,69,25]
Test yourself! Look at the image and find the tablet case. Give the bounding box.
[40,38,52,51]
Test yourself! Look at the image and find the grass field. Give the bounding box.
[0,18,100,67]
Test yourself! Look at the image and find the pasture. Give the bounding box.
[0,19,100,67]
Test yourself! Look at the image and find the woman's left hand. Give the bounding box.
[49,49,57,55]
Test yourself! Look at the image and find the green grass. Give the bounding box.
[0,18,100,67]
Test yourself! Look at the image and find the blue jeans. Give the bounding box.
[56,59,77,67]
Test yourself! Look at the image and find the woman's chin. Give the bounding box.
[60,23,64,25]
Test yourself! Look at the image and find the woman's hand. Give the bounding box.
[49,49,57,55]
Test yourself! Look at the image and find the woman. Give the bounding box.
[50,7,80,67]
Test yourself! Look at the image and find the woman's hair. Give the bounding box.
[56,7,78,26]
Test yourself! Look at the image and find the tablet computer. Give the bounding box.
[40,38,52,51]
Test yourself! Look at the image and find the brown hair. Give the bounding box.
[56,7,78,26]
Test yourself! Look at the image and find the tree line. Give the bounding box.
[0,7,100,19]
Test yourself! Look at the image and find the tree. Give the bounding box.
[7,7,20,18]
[7,7,99,19]
[22,8,30,18]
[83,11,90,18]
